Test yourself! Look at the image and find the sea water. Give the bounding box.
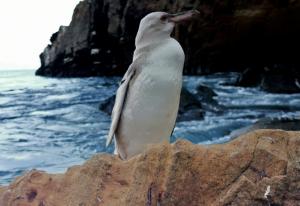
[0,70,299,185]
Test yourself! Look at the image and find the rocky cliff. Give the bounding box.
[1,129,300,205]
[36,0,300,82]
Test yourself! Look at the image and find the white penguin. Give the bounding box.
[106,10,199,160]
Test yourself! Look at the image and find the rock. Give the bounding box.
[36,0,129,77]
[1,130,300,205]
[230,117,300,139]
[260,65,300,93]
[36,0,300,77]
[196,84,217,101]
[236,67,262,87]
[261,75,300,94]
[195,84,223,113]
[177,108,204,122]
[99,95,115,114]
[178,87,204,121]
[236,65,300,93]
[100,87,204,121]
[196,84,224,114]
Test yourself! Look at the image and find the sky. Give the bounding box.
[0,0,81,70]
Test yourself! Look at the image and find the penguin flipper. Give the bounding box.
[106,64,137,147]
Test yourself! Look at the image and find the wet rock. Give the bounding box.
[177,108,204,122]
[99,87,204,121]
[178,88,204,121]
[236,67,262,87]
[196,84,217,101]
[236,65,300,93]
[261,66,300,93]
[196,84,222,111]
[36,0,300,77]
[99,95,115,115]
[1,130,300,205]
[230,117,300,139]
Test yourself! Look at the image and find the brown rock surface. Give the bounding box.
[0,129,299,205]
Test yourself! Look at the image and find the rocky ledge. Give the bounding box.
[36,0,300,85]
[1,129,300,205]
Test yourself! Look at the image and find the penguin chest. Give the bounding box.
[126,70,182,124]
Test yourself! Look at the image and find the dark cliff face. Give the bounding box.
[36,0,300,79]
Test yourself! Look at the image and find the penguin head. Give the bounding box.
[135,10,199,46]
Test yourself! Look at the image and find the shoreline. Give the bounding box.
[1,129,299,205]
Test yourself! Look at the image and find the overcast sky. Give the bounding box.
[0,0,81,70]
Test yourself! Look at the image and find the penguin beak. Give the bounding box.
[167,10,200,23]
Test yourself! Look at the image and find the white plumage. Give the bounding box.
[106,10,198,159]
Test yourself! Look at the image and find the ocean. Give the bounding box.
[0,70,299,185]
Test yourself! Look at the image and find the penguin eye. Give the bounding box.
[160,15,168,22]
